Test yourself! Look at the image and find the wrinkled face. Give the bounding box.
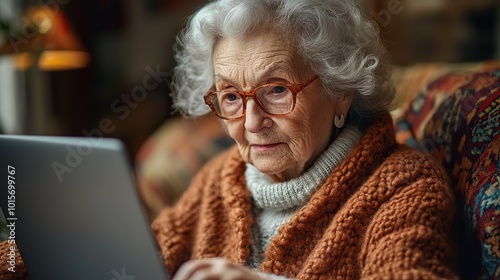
[213,30,350,182]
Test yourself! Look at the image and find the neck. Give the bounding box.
[245,125,362,210]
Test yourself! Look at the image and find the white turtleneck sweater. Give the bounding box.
[244,126,362,270]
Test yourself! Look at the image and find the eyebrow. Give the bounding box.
[214,63,297,88]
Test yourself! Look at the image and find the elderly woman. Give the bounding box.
[152,0,459,279]
[0,0,458,279]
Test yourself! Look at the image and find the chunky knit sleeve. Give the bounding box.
[0,240,27,279]
[151,169,206,276]
[151,147,239,277]
[359,147,458,279]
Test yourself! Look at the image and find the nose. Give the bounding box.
[244,99,272,133]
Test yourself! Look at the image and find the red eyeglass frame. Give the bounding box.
[204,75,319,120]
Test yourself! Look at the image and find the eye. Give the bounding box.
[271,86,287,94]
[263,85,290,98]
[217,91,243,117]
[218,92,242,106]
[224,93,239,102]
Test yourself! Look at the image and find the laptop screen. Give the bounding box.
[0,135,169,280]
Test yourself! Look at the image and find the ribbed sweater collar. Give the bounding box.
[245,126,362,210]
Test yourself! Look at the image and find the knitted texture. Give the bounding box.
[245,126,362,268]
[0,241,27,279]
[151,113,459,279]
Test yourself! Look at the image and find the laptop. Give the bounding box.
[0,135,170,280]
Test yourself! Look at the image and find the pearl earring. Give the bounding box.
[334,114,345,128]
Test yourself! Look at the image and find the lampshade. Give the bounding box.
[0,6,89,71]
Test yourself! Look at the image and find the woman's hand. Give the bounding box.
[172,258,268,280]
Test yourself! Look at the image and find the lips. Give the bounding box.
[250,143,282,151]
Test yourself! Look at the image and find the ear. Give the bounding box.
[335,92,354,115]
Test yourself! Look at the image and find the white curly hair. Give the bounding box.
[171,0,395,119]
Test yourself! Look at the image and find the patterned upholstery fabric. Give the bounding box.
[135,114,233,220]
[394,64,500,279]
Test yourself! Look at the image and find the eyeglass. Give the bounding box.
[204,76,319,120]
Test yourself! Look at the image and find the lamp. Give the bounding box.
[0,5,90,71]
[0,5,90,135]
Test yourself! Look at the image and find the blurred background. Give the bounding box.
[0,0,499,160]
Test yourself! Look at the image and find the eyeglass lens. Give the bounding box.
[210,84,294,118]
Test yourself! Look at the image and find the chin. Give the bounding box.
[251,160,284,174]
[251,159,296,182]
[254,162,281,174]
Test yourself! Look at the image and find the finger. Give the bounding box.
[173,258,264,280]
[172,260,212,280]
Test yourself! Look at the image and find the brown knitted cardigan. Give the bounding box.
[0,113,458,279]
[151,113,459,279]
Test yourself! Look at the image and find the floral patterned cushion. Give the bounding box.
[394,65,500,279]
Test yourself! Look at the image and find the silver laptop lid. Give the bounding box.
[0,135,169,280]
